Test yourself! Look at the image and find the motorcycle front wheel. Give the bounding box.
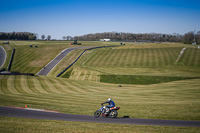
[94,110,101,117]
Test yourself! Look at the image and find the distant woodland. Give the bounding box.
[0,32,37,40]
[1,31,200,44]
[74,31,200,44]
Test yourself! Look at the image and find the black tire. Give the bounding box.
[94,110,101,117]
[110,110,118,118]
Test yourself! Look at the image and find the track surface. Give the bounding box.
[1,107,200,127]
[36,47,90,76]
[0,46,6,68]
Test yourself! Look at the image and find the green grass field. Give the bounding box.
[0,41,200,132]
[0,75,200,121]
[1,117,199,133]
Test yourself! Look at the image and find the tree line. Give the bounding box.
[1,31,200,44]
[0,32,37,40]
[74,31,200,44]
[41,35,51,40]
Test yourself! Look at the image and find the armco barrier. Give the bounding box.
[7,48,15,71]
[56,45,118,77]
[0,68,5,72]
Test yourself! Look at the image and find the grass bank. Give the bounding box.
[1,117,199,133]
[0,75,200,121]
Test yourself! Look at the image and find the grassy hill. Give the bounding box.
[62,43,200,84]
[0,41,120,74]
[0,41,200,132]
[1,75,200,121]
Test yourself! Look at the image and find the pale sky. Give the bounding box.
[0,0,200,39]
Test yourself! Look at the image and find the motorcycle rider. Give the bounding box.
[101,98,115,114]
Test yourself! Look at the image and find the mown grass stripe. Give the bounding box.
[150,48,155,67]
[20,76,35,94]
[145,49,150,67]
[138,49,144,67]
[124,49,131,67]
[143,49,148,67]
[165,48,175,65]
[41,77,63,94]
[54,79,77,93]
[111,49,122,67]
[12,49,33,66]
[48,78,69,93]
[107,50,118,67]
[150,48,156,67]
[115,49,123,67]
[0,77,10,94]
[154,48,160,67]
[189,48,199,66]
[98,50,110,67]
[83,50,97,66]
[195,49,200,66]
[14,76,27,94]
[63,80,87,93]
[85,50,99,67]
[38,77,55,93]
[91,50,105,67]
[13,52,36,73]
[159,48,166,66]
[132,49,138,67]
[182,48,192,66]
[70,81,92,93]
[187,48,194,66]
[7,76,20,94]
[32,77,49,94]
[197,49,200,67]
[0,78,4,94]
[26,76,41,94]
[14,48,31,60]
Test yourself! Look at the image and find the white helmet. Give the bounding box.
[108,98,112,101]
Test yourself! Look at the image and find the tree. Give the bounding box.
[47,35,51,40]
[196,31,200,44]
[183,32,194,44]
[63,36,67,40]
[41,35,45,40]
[66,36,73,40]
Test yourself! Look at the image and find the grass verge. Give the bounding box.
[61,68,73,78]
[0,75,200,120]
[0,117,199,133]
[100,75,200,84]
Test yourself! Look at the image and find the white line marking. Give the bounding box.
[176,47,187,63]
[24,108,59,113]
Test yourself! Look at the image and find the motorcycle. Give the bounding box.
[94,105,120,118]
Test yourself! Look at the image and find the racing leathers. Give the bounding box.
[101,100,115,114]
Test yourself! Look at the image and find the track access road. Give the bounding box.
[36,47,90,76]
[0,46,6,68]
[1,106,200,127]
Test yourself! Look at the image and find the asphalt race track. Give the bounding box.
[36,47,90,76]
[0,46,6,68]
[1,107,200,127]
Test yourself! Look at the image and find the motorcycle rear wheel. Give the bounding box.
[110,110,118,118]
[94,110,101,117]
